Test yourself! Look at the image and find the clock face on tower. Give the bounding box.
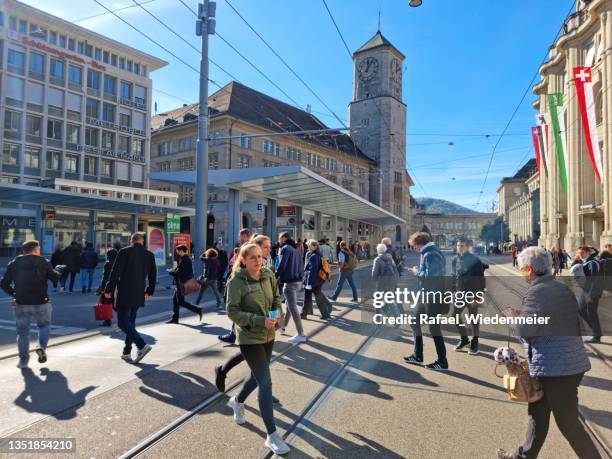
[391,58,402,84]
[358,57,379,82]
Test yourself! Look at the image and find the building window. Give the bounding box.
[120,81,132,100]
[50,31,58,45]
[46,119,62,141]
[46,151,61,170]
[104,75,116,95]
[133,139,144,156]
[77,41,84,54]
[66,124,80,145]
[102,103,115,122]
[341,179,353,191]
[134,63,140,75]
[159,161,171,172]
[68,38,75,51]
[85,44,93,58]
[264,161,278,168]
[101,159,113,177]
[3,143,20,166]
[394,171,402,183]
[68,64,82,87]
[118,135,130,153]
[4,110,22,139]
[238,155,250,168]
[95,47,102,61]
[85,127,99,147]
[342,163,353,175]
[49,58,64,84]
[102,131,114,150]
[7,48,25,74]
[65,154,79,173]
[103,50,109,63]
[111,54,117,66]
[262,140,280,156]
[86,99,99,119]
[84,156,96,175]
[26,114,42,138]
[87,70,101,91]
[239,133,251,149]
[28,52,45,78]
[118,57,125,69]
[359,182,366,196]
[209,152,219,169]
[127,60,132,72]
[119,112,131,127]
[24,147,40,169]
[59,35,66,48]
[8,16,16,31]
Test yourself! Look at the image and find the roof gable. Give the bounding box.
[354,31,405,59]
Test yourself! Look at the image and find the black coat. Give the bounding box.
[303,250,324,288]
[104,244,157,310]
[51,250,63,267]
[1,255,60,305]
[63,244,82,273]
[99,248,118,293]
[171,254,194,283]
[451,252,488,292]
[201,256,220,280]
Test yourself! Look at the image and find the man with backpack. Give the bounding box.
[451,237,488,355]
[382,237,403,275]
[329,241,358,302]
[372,243,400,318]
[577,246,603,343]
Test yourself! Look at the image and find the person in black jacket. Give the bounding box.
[60,241,81,293]
[104,233,156,363]
[96,241,122,326]
[1,240,62,368]
[451,237,488,355]
[195,248,223,310]
[50,247,63,292]
[577,246,603,343]
[303,240,332,320]
[167,245,203,324]
[79,242,98,294]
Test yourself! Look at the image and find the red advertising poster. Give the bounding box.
[147,227,166,267]
[173,234,191,254]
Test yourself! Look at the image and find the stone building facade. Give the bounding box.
[410,212,496,248]
[533,0,612,250]
[507,172,541,245]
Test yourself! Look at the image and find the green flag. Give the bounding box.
[547,93,568,192]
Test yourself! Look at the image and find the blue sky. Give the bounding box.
[23,0,574,210]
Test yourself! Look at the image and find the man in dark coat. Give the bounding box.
[167,244,202,324]
[96,241,122,326]
[60,241,82,293]
[104,233,156,363]
[79,242,98,294]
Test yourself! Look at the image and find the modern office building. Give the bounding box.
[0,0,185,257]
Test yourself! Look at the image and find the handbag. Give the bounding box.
[494,333,543,403]
[93,295,113,321]
[180,278,201,296]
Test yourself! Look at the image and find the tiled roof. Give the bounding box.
[152,81,374,164]
[354,31,404,58]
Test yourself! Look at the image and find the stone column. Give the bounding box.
[342,218,349,242]
[131,214,139,233]
[265,198,277,240]
[565,46,585,250]
[295,206,303,241]
[330,215,338,243]
[227,189,241,249]
[88,210,96,245]
[314,211,322,241]
[602,10,612,245]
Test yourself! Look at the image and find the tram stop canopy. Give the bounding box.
[149,166,405,226]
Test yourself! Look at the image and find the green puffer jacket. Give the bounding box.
[226,266,283,345]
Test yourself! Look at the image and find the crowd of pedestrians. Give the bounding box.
[1,225,608,457]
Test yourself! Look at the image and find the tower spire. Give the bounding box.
[377,7,381,31]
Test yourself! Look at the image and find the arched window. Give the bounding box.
[395,225,402,242]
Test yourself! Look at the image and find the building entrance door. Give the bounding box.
[54,229,87,251]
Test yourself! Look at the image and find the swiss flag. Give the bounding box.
[574,67,592,83]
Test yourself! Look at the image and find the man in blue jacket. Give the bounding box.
[404,231,448,370]
[276,232,305,342]
[79,242,98,294]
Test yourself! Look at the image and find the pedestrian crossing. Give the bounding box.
[0,319,86,336]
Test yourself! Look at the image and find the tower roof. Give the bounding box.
[354,31,405,59]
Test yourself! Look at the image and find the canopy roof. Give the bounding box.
[150,166,405,226]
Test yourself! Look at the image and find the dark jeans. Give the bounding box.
[60,271,77,292]
[117,307,145,355]
[196,279,223,307]
[221,350,244,376]
[579,295,601,339]
[452,305,479,339]
[237,340,276,435]
[172,288,200,321]
[303,284,332,318]
[511,373,601,459]
[410,304,447,362]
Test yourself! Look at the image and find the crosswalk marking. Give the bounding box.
[0,319,86,336]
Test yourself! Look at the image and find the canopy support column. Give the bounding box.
[228,188,241,250]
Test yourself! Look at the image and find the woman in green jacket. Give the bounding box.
[226,243,289,455]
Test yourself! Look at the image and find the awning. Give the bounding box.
[150,166,405,226]
[0,183,193,216]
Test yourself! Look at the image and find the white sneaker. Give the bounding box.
[133,344,152,363]
[16,361,28,369]
[278,327,286,335]
[288,334,307,344]
[228,396,246,425]
[265,432,290,455]
[121,353,133,363]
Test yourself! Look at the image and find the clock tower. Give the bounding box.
[349,31,409,242]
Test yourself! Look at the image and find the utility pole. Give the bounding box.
[194,0,216,274]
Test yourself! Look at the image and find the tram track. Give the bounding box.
[119,301,377,459]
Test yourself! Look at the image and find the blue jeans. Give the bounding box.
[331,270,358,300]
[14,303,52,363]
[117,307,146,355]
[80,268,95,290]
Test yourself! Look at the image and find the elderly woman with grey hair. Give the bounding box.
[372,243,400,318]
[497,247,599,459]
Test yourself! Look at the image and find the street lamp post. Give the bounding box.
[194,0,216,273]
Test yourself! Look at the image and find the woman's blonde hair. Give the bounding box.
[250,234,271,247]
[231,243,262,277]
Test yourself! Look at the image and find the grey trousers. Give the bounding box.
[282,281,304,335]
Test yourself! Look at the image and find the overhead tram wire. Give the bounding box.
[130,0,240,82]
[321,0,352,59]
[74,0,158,23]
[475,0,577,206]
[219,0,349,129]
